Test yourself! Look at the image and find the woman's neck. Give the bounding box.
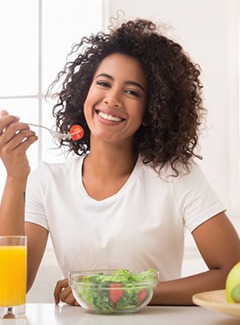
[81,141,138,200]
[83,148,138,179]
[84,138,138,179]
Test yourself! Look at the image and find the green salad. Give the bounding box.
[74,268,158,313]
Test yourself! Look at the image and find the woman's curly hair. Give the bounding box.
[49,18,206,176]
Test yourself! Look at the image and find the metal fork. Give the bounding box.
[26,123,80,139]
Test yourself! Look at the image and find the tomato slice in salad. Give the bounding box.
[70,125,84,140]
[109,283,124,303]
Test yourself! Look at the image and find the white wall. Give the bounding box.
[103,0,240,221]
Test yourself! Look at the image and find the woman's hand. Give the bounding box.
[0,110,38,179]
[54,278,79,306]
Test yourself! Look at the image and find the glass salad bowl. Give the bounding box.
[68,268,159,314]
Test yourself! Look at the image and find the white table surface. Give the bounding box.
[0,304,239,325]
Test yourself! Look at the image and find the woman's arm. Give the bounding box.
[0,109,38,234]
[150,212,240,305]
[0,110,48,291]
[25,222,49,291]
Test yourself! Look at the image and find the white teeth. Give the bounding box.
[98,111,122,122]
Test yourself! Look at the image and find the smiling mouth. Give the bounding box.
[96,110,125,122]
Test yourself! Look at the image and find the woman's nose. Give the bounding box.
[103,91,122,108]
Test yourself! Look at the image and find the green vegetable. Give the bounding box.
[75,268,158,313]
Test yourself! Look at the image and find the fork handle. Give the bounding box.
[26,123,51,131]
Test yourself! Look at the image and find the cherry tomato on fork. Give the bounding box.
[70,125,84,141]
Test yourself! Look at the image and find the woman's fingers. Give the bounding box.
[54,279,68,304]
[0,123,38,158]
[0,118,38,178]
[0,110,19,134]
[0,110,9,117]
[54,279,79,306]
[0,123,35,150]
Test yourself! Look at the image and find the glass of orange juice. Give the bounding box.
[0,236,27,319]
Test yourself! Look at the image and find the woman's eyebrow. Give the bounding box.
[96,73,146,93]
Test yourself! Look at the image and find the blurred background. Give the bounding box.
[0,0,239,302]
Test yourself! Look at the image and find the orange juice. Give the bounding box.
[0,245,27,306]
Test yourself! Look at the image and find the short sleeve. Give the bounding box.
[173,164,226,233]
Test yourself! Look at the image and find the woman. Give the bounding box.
[0,19,240,306]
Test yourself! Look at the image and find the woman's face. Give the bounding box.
[83,53,147,146]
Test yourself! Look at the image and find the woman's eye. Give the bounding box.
[96,80,110,88]
[125,89,140,98]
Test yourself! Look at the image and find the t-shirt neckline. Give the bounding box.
[75,155,142,204]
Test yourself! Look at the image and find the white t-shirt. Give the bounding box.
[25,156,225,280]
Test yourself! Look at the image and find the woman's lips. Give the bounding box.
[95,109,125,122]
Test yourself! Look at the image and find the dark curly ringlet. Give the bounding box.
[49,19,206,176]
